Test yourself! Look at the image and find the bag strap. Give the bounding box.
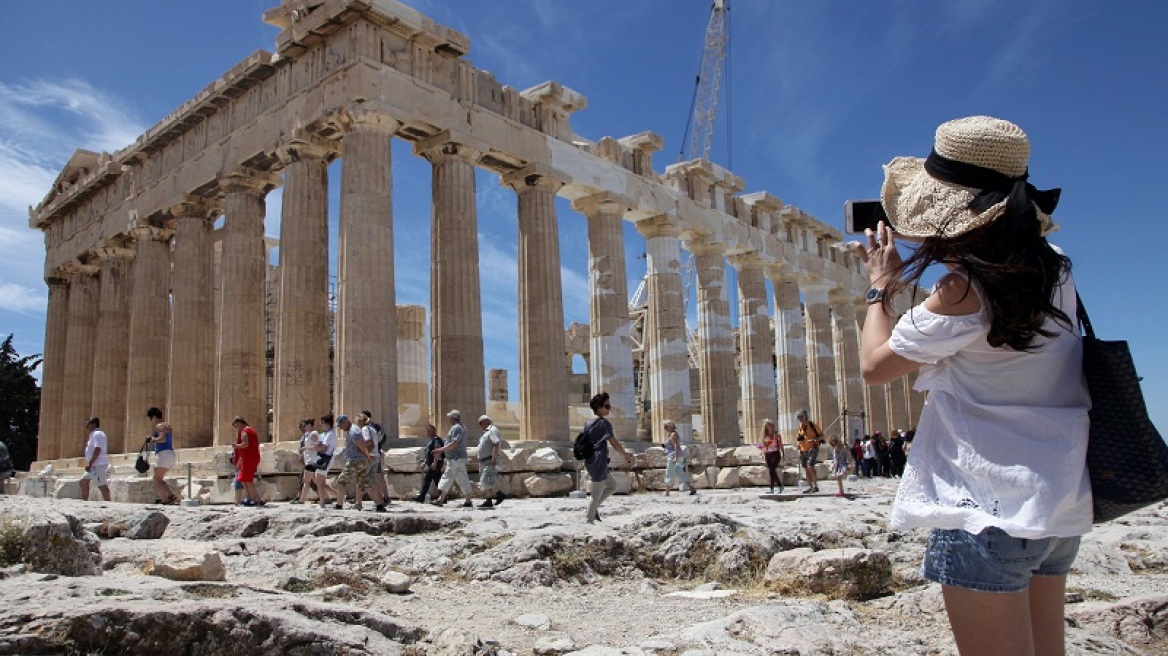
[1075,291,1096,340]
[138,438,151,456]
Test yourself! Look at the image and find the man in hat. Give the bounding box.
[333,414,386,512]
[431,410,473,507]
[476,415,505,508]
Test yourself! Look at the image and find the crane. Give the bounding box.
[679,0,730,164]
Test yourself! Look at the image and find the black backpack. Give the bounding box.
[573,424,595,461]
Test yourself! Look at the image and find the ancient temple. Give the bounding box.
[29,0,923,466]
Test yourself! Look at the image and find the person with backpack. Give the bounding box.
[359,411,390,505]
[582,392,633,523]
[662,419,694,497]
[795,410,822,494]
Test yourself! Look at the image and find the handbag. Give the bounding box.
[134,439,151,474]
[1078,293,1168,523]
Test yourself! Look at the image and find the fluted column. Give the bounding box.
[907,372,927,430]
[273,140,332,442]
[772,273,809,436]
[573,194,636,440]
[887,373,910,434]
[504,167,568,442]
[60,267,99,458]
[733,255,775,444]
[855,303,889,436]
[169,201,218,448]
[37,278,69,461]
[416,132,485,439]
[125,226,173,446]
[91,247,134,453]
[691,242,738,444]
[831,293,864,429]
[216,172,276,443]
[802,281,839,434]
[397,304,430,436]
[635,218,692,443]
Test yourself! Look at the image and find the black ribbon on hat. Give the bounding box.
[924,149,1061,218]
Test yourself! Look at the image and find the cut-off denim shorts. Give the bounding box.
[923,527,1081,593]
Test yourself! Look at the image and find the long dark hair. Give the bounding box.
[884,206,1072,351]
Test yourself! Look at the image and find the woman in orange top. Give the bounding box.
[757,419,783,494]
[795,410,821,494]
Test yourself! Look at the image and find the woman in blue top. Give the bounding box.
[583,392,633,524]
[146,407,177,504]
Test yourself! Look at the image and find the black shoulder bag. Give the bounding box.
[1078,293,1168,522]
[135,439,151,474]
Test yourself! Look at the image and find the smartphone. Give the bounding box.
[844,200,888,234]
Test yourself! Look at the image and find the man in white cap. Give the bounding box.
[431,410,473,507]
[476,415,505,508]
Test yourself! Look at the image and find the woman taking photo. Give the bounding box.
[857,116,1090,656]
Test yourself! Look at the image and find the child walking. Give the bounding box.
[830,438,852,498]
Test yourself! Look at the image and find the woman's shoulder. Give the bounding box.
[925,272,983,317]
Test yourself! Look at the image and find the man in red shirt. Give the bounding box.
[232,416,266,506]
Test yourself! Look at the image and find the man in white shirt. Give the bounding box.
[80,417,111,501]
[476,415,505,508]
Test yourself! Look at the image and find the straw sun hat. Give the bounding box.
[880,116,1061,239]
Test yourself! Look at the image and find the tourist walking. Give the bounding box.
[757,418,784,494]
[431,410,474,507]
[889,429,907,478]
[662,419,694,497]
[829,438,852,497]
[851,437,864,477]
[146,407,178,504]
[333,414,386,512]
[311,414,338,507]
[358,411,390,505]
[295,418,321,504]
[583,392,633,523]
[414,423,444,503]
[79,417,111,502]
[795,410,821,494]
[861,434,878,478]
[231,416,265,507]
[857,115,1089,656]
[476,415,505,508]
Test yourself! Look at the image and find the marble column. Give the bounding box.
[855,303,889,436]
[216,172,275,444]
[908,373,927,430]
[273,140,332,442]
[125,226,172,447]
[397,304,430,436]
[416,133,485,439]
[60,267,99,458]
[91,247,134,453]
[802,281,839,435]
[635,218,692,444]
[830,293,864,426]
[692,243,738,444]
[37,278,69,461]
[169,202,218,448]
[489,369,508,402]
[886,374,910,435]
[772,274,809,436]
[733,255,775,444]
[573,194,636,441]
[504,167,568,442]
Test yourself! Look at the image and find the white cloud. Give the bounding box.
[0,282,47,314]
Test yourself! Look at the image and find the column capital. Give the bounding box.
[501,164,566,195]
[334,104,401,137]
[276,137,335,165]
[683,235,725,257]
[765,263,795,282]
[129,223,175,243]
[92,245,135,263]
[413,130,488,164]
[828,289,861,306]
[571,191,627,218]
[727,252,765,271]
[60,261,100,279]
[218,169,281,195]
[634,215,682,240]
[519,81,587,116]
[170,197,222,222]
[740,191,784,213]
[800,279,837,301]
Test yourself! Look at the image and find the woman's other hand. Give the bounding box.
[854,221,902,287]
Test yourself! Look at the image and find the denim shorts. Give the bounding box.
[923,527,1081,593]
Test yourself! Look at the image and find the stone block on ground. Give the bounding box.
[142,546,226,581]
[715,467,739,488]
[523,473,574,497]
[108,477,177,504]
[20,510,101,576]
[765,547,892,599]
[383,447,425,472]
[520,447,564,472]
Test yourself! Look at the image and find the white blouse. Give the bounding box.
[888,272,1092,539]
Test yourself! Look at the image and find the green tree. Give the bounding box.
[0,335,41,471]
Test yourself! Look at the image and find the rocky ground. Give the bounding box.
[0,478,1164,655]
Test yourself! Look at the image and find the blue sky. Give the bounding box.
[1,1,1165,432]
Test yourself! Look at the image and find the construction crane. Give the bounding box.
[679,0,730,164]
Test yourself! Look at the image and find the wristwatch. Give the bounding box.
[865,287,885,304]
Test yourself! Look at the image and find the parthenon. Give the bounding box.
[29,0,923,466]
